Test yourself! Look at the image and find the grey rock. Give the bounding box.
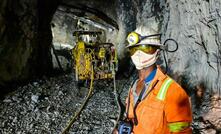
[33,82,39,87]
[3,99,12,103]
[58,91,63,96]
[31,95,39,103]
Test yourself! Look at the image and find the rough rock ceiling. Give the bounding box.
[60,0,118,29]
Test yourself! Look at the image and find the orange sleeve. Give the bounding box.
[164,82,192,133]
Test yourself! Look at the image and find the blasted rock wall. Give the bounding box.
[0,0,38,87]
[117,0,221,93]
[161,0,221,93]
[0,0,58,88]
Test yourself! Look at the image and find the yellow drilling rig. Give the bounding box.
[72,31,118,83]
[62,31,120,134]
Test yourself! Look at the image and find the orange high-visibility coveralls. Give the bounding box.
[127,67,192,134]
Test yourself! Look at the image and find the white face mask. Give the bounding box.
[131,50,158,70]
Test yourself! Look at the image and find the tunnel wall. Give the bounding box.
[117,0,221,93]
[0,0,59,88]
[0,0,221,94]
[161,0,221,93]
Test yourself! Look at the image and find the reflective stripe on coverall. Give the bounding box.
[127,67,192,134]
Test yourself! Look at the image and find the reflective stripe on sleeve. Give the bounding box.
[168,122,190,132]
[156,78,173,100]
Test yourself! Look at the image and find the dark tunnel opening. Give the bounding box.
[49,3,136,80]
[0,0,134,89]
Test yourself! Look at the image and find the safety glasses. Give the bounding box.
[128,45,158,56]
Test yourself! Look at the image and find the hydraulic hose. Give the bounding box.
[162,38,179,73]
[61,66,94,134]
[111,65,121,133]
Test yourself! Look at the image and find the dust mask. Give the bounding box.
[131,50,158,70]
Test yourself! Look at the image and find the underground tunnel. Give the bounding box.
[0,0,221,133]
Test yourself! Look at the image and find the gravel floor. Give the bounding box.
[0,72,220,134]
[0,73,133,134]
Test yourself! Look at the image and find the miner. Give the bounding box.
[117,25,192,134]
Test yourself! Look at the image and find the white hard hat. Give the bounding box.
[126,25,162,48]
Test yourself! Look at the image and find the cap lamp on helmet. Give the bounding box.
[126,26,162,48]
[127,32,161,47]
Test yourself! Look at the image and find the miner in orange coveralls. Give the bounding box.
[116,25,192,134]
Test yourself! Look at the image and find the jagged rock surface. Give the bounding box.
[0,0,59,88]
[161,0,221,94]
[116,0,221,94]
[0,74,133,134]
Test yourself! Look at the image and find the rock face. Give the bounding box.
[0,0,38,87]
[116,0,221,94]
[161,0,221,94]
[0,0,59,88]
